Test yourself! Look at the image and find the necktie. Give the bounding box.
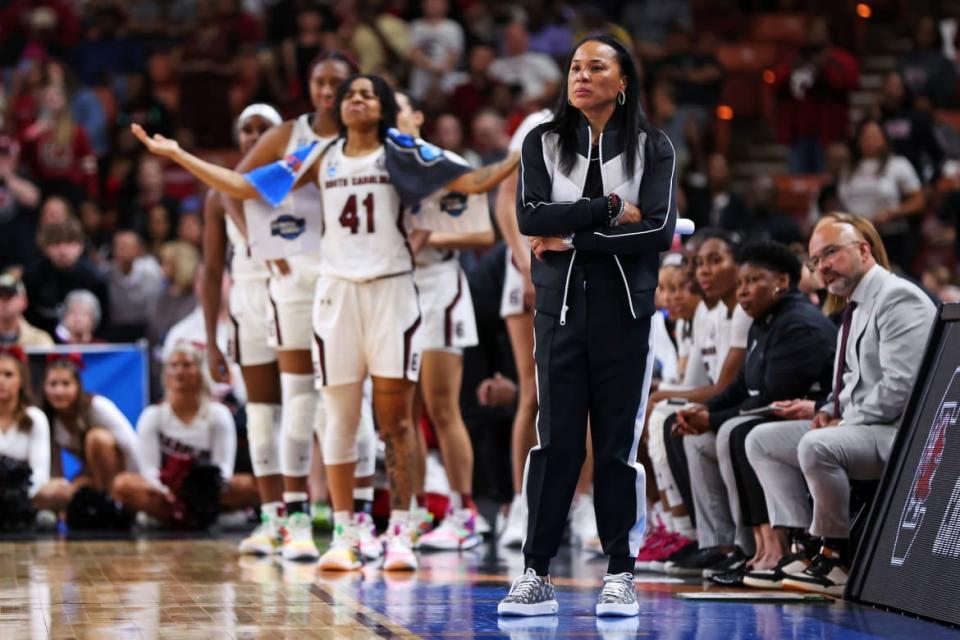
[833,301,858,418]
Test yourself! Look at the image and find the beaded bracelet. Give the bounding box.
[607,193,625,226]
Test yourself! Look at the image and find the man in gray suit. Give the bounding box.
[742,215,936,596]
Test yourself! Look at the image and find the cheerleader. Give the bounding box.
[42,354,141,513]
[0,347,55,526]
[112,344,259,527]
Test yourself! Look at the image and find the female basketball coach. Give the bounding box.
[498,35,678,618]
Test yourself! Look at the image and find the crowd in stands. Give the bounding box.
[0,0,959,598]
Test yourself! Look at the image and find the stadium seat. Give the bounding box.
[716,43,779,121]
[715,42,778,73]
[748,13,809,47]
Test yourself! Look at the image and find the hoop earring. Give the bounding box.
[617,90,626,106]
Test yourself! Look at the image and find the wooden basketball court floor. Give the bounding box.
[0,534,957,639]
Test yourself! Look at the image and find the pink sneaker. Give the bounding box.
[415,508,481,551]
[383,521,418,572]
[635,523,671,570]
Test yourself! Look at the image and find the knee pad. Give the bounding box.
[355,383,377,478]
[280,373,317,477]
[246,403,282,477]
[321,382,363,466]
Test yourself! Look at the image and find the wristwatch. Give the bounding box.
[561,234,574,248]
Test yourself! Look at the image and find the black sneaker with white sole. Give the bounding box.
[781,547,848,597]
[498,568,559,616]
[702,547,747,578]
[708,566,747,586]
[743,547,811,589]
[595,572,639,617]
[665,546,731,577]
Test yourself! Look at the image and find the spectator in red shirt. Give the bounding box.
[449,44,497,131]
[771,17,859,174]
[19,82,98,206]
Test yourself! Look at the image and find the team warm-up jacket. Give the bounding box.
[516,117,678,323]
[704,291,838,430]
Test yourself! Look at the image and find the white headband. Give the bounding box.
[661,252,685,268]
[236,104,282,132]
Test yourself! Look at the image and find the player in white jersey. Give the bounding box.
[112,345,260,527]
[306,75,517,571]
[150,55,373,561]
[131,72,519,572]
[200,103,287,555]
[394,91,493,551]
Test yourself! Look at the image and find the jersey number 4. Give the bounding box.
[338,193,376,234]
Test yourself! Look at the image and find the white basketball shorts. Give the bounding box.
[413,260,478,352]
[311,273,423,387]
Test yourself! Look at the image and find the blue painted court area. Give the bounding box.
[310,546,960,639]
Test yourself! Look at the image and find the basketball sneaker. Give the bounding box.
[383,519,418,571]
[354,512,384,560]
[408,506,435,542]
[781,546,848,597]
[238,511,283,556]
[499,494,527,548]
[318,522,362,571]
[281,512,320,562]
[743,543,811,589]
[312,499,334,532]
[416,508,481,551]
[498,568,559,616]
[569,494,603,555]
[596,572,640,617]
[635,525,692,573]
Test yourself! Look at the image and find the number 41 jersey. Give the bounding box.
[318,139,413,282]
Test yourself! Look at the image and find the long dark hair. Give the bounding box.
[334,74,399,142]
[850,118,891,176]
[0,352,34,433]
[42,357,94,443]
[550,35,652,176]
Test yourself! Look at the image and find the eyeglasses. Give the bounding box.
[806,241,861,271]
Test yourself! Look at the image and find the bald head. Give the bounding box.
[809,218,876,298]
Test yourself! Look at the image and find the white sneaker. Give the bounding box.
[281,512,320,562]
[318,522,362,571]
[135,512,162,529]
[383,521,418,571]
[408,506,434,542]
[416,508,481,551]
[475,512,492,536]
[238,511,282,555]
[500,495,527,548]
[217,510,251,530]
[569,494,603,555]
[354,512,383,560]
[35,510,58,531]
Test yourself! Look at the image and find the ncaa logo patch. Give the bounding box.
[270,214,307,240]
[440,192,468,217]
